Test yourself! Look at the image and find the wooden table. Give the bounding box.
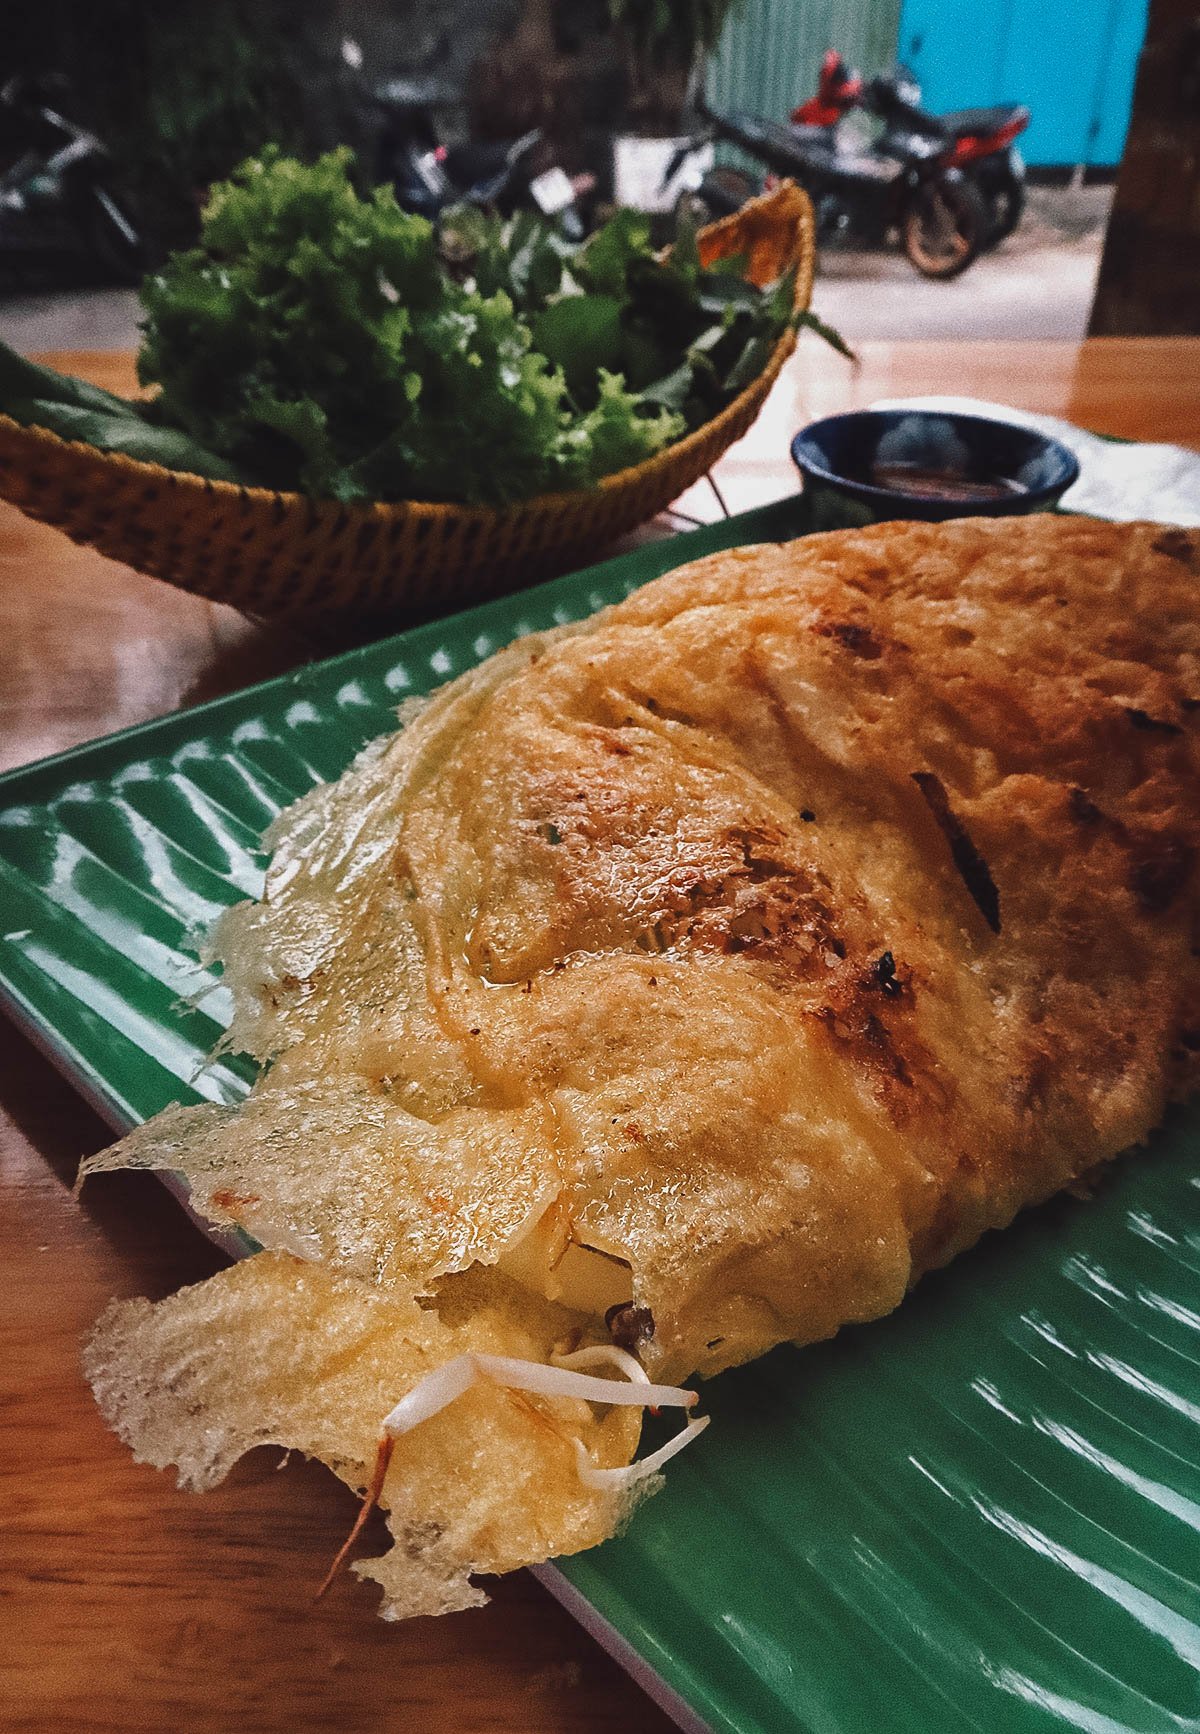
[3,338,1198,1734]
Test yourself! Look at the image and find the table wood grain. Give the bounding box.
[2,337,1198,1734]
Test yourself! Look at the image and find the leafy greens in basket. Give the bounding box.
[1,149,834,508]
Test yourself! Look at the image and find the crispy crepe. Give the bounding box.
[82,516,1200,1618]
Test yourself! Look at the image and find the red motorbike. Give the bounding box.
[668,53,1028,278]
[794,51,1030,251]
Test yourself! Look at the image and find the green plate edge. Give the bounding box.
[1,493,1198,1734]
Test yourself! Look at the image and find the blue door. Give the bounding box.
[896,0,1148,167]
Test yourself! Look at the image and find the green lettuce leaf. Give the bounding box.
[7,397,240,480]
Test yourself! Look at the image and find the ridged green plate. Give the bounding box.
[2,498,1198,1734]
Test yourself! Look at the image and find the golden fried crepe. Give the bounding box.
[82,515,1200,1618]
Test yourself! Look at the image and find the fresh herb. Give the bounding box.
[0,345,241,480]
[4,399,241,481]
[797,308,858,363]
[0,149,847,507]
[456,201,810,437]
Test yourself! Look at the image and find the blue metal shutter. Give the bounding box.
[896,0,1148,168]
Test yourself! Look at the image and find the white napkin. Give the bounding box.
[869,395,1200,527]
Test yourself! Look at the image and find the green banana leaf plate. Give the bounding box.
[2,496,1198,1734]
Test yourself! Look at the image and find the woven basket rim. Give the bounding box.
[0,181,815,528]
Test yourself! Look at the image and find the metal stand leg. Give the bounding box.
[705,470,731,519]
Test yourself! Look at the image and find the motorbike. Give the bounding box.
[0,75,143,285]
[668,57,1028,279]
[795,53,1030,252]
[344,42,594,238]
[384,106,592,239]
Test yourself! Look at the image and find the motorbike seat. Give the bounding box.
[789,122,836,146]
[441,140,512,182]
[832,150,903,183]
[374,77,458,111]
[939,105,1026,141]
[722,110,820,170]
[442,130,541,186]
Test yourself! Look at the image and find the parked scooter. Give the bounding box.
[666,92,989,278]
[381,98,590,238]
[343,41,594,238]
[0,75,143,285]
[795,53,1030,251]
[669,48,1029,280]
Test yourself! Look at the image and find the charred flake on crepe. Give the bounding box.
[814,620,885,660]
[1151,528,1199,567]
[868,951,905,1000]
[1068,787,1104,825]
[1174,1028,1200,1067]
[1125,708,1184,737]
[637,823,853,977]
[911,771,1001,935]
[1130,839,1194,915]
[818,1004,915,1090]
[606,1303,655,1352]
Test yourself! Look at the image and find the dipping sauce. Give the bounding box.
[793,410,1080,526]
[869,463,1029,501]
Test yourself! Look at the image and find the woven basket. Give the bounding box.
[0,183,814,621]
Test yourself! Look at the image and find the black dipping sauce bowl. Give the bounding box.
[790,409,1080,529]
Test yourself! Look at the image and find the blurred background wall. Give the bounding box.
[893,0,1148,168]
[709,0,901,135]
[2,0,1155,268]
[711,0,1148,169]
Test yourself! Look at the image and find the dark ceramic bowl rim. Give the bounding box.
[789,409,1081,512]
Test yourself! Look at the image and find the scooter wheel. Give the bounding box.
[901,173,988,279]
